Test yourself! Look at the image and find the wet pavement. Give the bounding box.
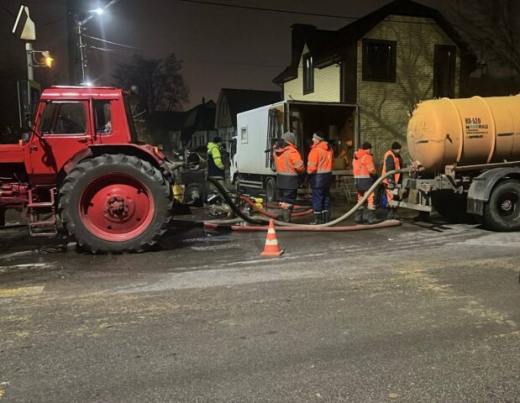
[0,206,520,402]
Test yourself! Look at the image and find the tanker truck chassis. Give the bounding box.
[393,93,520,231]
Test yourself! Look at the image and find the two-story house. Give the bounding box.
[274,0,476,161]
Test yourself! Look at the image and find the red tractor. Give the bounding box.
[0,86,188,253]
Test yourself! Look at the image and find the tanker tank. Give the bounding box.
[407,95,520,173]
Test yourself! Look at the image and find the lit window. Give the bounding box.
[303,53,314,94]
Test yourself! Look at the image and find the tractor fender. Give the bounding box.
[467,168,520,215]
[59,144,172,186]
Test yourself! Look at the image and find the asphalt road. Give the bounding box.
[1,211,520,402]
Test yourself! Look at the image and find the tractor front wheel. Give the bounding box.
[59,154,172,253]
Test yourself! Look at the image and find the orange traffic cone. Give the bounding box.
[260,219,284,257]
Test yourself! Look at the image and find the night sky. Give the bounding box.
[1,0,444,110]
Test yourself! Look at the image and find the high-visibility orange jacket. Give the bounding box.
[353,148,376,191]
[274,141,305,190]
[307,141,334,188]
[382,150,403,185]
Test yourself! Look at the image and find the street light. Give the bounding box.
[90,8,105,15]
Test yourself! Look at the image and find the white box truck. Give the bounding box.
[231,100,357,201]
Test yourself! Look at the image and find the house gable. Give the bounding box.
[283,45,341,102]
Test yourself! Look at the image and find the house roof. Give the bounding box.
[147,111,187,131]
[181,100,216,139]
[146,100,216,141]
[273,0,475,85]
[273,25,337,84]
[218,88,281,127]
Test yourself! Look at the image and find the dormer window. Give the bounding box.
[303,53,314,94]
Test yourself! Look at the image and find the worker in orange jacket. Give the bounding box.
[307,131,334,224]
[382,142,403,219]
[273,131,305,222]
[353,142,379,224]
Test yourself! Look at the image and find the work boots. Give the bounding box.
[355,209,364,224]
[323,210,330,223]
[311,211,323,225]
[367,210,381,225]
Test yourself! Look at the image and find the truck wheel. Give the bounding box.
[483,179,520,231]
[59,154,173,253]
[265,177,278,202]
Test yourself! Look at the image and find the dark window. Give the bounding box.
[433,45,457,98]
[40,102,87,135]
[303,53,314,94]
[94,100,112,134]
[124,95,139,142]
[362,39,397,82]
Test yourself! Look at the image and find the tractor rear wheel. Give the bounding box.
[59,154,172,253]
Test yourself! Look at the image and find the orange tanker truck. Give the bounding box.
[392,95,520,231]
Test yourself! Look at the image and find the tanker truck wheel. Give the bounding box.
[59,154,173,253]
[483,179,520,232]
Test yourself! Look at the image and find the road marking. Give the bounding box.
[0,263,53,274]
[0,286,44,298]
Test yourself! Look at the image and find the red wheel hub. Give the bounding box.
[79,174,155,242]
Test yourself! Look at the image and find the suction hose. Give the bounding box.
[208,168,408,228]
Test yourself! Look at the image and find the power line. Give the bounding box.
[90,45,138,54]
[82,34,141,50]
[0,5,15,19]
[41,16,66,26]
[176,0,359,20]
[176,0,496,28]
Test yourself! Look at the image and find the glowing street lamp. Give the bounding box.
[90,8,105,16]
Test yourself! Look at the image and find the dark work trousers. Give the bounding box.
[311,188,331,212]
[279,189,298,206]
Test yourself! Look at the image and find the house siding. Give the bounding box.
[357,15,461,162]
[284,46,341,102]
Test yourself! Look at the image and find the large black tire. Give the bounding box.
[483,179,520,231]
[59,154,172,253]
[265,177,278,202]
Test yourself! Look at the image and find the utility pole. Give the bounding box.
[67,0,84,85]
[26,42,34,81]
[77,21,87,83]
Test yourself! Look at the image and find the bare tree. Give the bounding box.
[113,53,189,113]
[448,0,520,76]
